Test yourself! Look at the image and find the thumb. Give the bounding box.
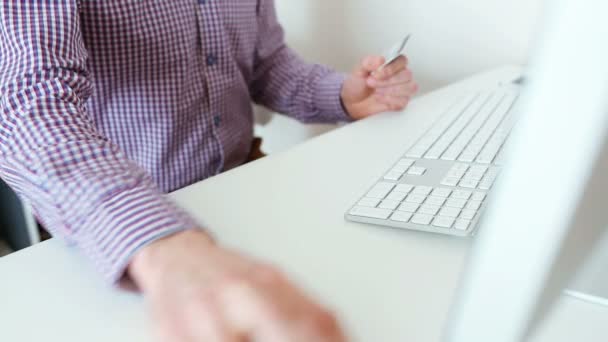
[353,56,385,77]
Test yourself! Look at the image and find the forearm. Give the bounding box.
[0,131,200,282]
[0,1,199,282]
[249,0,351,124]
[251,46,350,123]
[1,68,199,284]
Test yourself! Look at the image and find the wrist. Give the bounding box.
[128,229,215,291]
[340,88,354,119]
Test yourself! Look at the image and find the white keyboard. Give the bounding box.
[345,85,520,236]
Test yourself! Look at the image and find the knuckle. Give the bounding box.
[404,69,413,80]
[312,309,341,336]
[256,263,286,284]
[190,292,222,321]
[216,273,255,297]
[191,288,215,306]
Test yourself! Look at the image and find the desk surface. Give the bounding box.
[1,66,607,341]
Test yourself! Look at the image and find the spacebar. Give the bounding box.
[349,206,392,219]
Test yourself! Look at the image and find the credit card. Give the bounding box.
[378,34,411,71]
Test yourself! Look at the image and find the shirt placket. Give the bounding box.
[196,0,225,174]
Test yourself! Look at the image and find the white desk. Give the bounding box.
[1,66,607,341]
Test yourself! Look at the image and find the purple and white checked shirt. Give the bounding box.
[0,1,349,282]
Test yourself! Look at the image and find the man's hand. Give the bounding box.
[341,55,418,120]
[129,230,347,342]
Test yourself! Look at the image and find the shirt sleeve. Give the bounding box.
[0,2,199,283]
[249,0,353,124]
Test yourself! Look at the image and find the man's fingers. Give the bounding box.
[218,271,346,342]
[221,283,296,342]
[374,94,411,111]
[190,294,243,342]
[155,318,193,342]
[354,55,385,77]
[375,82,419,97]
[372,55,408,80]
[368,69,413,88]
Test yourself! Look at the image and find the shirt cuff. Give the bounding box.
[313,71,354,123]
[75,185,200,284]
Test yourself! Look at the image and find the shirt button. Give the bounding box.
[213,115,221,127]
[206,53,217,67]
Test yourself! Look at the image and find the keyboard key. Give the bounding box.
[447,170,465,179]
[442,149,461,161]
[411,214,434,225]
[464,172,485,181]
[459,179,479,189]
[425,196,446,206]
[455,219,472,231]
[406,148,426,158]
[386,191,408,201]
[484,173,498,182]
[466,200,482,211]
[487,167,500,176]
[358,198,380,207]
[419,204,441,215]
[447,169,466,178]
[453,164,469,172]
[478,181,493,190]
[441,177,460,187]
[384,171,403,181]
[460,209,477,220]
[424,149,442,159]
[446,198,467,209]
[472,192,487,201]
[476,153,496,164]
[391,211,413,223]
[458,153,477,162]
[366,182,395,199]
[392,165,409,173]
[349,206,392,219]
[407,167,427,176]
[398,202,420,213]
[439,207,461,218]
[470,165,489,174]
[494,153,506,165]
[478,174,498,190]
[395,184,414,193]
[412,186,433,196]
[397,159,416,167]
[379,200,400,210]
[405,194,426,204]
[451,190,472,200]
[433,216,455,228]
[432,188,452,198]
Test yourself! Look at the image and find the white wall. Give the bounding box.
[256,0,545,153]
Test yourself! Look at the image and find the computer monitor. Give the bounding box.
[444,0,608,341]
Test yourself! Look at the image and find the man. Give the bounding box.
[0,1,417,341]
